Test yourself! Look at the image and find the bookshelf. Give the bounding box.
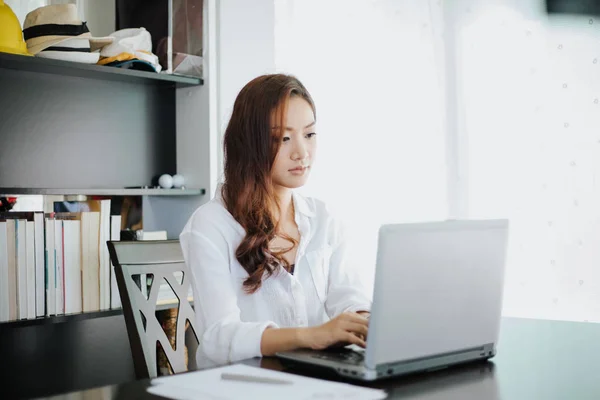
[5,299,193,328]
[5,309,124,328]
[1,0,219,397]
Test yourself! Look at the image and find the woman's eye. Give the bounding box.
[282,136,290,142]
[306,132,317,138]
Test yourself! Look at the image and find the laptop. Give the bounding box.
[276,219,509,381]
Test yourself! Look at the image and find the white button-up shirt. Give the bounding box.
[179,190,372,368]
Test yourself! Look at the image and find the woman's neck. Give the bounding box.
[273,186,294,224]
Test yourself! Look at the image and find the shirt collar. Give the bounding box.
[292,191,316,218]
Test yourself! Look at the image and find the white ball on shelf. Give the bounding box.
[172,174,185,188]
[158,174,173,189]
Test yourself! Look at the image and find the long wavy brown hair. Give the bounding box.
[222,74,316,294]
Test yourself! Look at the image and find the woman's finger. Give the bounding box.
[343,321,369,338]
[344,332,366,348]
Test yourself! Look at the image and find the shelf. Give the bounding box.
[0,52,203,88]
[0,300,191,327]
[0,309,124,328]
[0,188,206,196]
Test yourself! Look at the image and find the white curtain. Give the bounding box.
[275,0,600,323]
[454,0,600,323]
[275,0,448,294]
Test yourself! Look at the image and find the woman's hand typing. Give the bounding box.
[300,312,369,350]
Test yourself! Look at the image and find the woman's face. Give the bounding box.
[271,96,317,190]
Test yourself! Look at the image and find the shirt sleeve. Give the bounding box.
[324,217,373,318]
[180,220,278,366]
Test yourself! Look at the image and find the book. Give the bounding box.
[34,213,45,317]
[45,217,56,316]
[26,221,36,319]
[54,200,111,311]
[55,211,101,313]
[140,230,167,240]
[54,220,65,315]
[0,212,44,319]
[110,215,122,309]
[6,220,17,320]
[98,200,111,311]
[15,219,28,320]
[0,221,9,322]
[81,212,100,312]
[63,220,82,314]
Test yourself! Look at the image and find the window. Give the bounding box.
[275,0,600,322]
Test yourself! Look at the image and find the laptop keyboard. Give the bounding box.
[311,349,365,365]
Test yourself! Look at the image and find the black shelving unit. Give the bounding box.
[1,309,124,328]
[0,17,209,397]
[0,52,203,88]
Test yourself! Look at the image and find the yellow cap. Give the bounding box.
[0,0,32,56]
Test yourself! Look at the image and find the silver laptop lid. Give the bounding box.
[365,219,509,369]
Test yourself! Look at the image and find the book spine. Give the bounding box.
[16,220,28,320]
[34,213,45,317]
[26,221,36,319]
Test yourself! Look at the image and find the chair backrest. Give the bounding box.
[107,240,198,379]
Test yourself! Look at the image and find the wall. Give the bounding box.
[81,0,115,36]
[6,0,115,35]
[216,0,276,186]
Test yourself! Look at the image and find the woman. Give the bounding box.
[180,74,371,368]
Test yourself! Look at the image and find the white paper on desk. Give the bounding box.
[147,364,387,400]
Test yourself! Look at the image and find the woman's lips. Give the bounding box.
[289,166,309,175]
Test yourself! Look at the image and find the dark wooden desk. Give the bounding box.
[39,317,600,399]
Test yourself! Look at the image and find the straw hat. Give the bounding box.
[23,4,113,55]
